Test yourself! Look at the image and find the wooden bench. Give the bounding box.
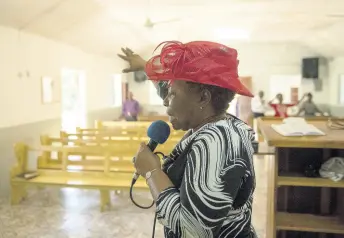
[76,127,185,138]
[93,120,186,138]
[37,142,141,171]
[70,129,184,142]
[40,134,178,163]
[94,120,174,129]
[76,127,149,137]
[137,115,169,121]
[10,143,149,212]
[95,120,155,129]
[95,116,169,128]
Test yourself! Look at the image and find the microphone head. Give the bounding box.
[147,120,171,144]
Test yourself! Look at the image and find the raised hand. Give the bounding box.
[117,47,147,73]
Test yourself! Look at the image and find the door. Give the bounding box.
[61,69,86,132]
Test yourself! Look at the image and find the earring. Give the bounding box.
[200,106,203,110]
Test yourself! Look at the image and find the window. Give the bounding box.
[340,74,344,105]
[149,83,163,105]
[269,75,302,103]
[112,74,122,107]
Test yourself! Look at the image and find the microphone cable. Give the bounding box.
[129,151,165,238]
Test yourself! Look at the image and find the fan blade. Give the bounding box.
[326,14,344,18]
[153,18,181,25]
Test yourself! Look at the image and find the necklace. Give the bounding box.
[192,113,228,133]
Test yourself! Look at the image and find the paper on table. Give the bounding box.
[271,119,325,137]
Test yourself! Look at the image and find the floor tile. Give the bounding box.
[0,156,267,237]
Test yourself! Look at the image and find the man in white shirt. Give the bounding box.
[251,90,266,118]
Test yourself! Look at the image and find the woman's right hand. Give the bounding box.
[117,47,147,73]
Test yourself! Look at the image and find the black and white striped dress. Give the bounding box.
[156,117,257,238]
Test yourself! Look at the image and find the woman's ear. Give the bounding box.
[200,89,212,108]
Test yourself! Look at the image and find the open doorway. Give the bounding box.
[61,68,86,132]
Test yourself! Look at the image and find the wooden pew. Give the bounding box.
[39,134,178,167]
[10,143,149,212]
[67,129,183,142]
[75,128,185,140]
[95,120,154,129]
[58,128,183,159]
[94,120,176,130]
[76,127,147,137]
[138,115,169,121]
[37,143,139,171]
[94,116,169,128]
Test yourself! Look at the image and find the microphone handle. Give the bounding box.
[131,139,159,183]
[147,140,159,151]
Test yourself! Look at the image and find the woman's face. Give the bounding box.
[163,80,204,131]
[277,94,283,103]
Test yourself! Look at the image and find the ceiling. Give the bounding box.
[1,0,344,57]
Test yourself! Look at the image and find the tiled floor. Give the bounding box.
[0,155,268,238]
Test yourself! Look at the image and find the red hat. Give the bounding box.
[145,41,253,97]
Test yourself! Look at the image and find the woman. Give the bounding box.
[118,41,257,238]
[269,93,305,118]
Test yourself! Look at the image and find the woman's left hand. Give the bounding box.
[134,142,162,176]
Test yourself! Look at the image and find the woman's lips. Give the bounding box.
[167,110,177,123]
[168,114,176,123]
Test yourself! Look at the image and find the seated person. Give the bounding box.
[296,93,324,117]
[120,92,140,121]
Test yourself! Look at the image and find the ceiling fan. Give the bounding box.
[325,14,344,18]
[143,17,181,28]
[110,15,182,31]
[109,12,182,29]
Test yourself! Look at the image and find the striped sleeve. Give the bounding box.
[156,126,248,237]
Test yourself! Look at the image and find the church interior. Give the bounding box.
[0,0,344,237]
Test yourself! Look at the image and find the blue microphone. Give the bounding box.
[146,120,171,151]
[132,120,171,182]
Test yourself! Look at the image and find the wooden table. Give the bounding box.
[258,117,344,238]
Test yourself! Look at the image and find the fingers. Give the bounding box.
[139,142,147,152]
[121,47,134,56]
[135,142,147,154]
[121,47,128,55]
[117,54,129,61]
[133,143,147,165]
[126,47,134,54]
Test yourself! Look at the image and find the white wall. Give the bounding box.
[0,24,340,127]
[328,57,344,105]
[0,26,124,128]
